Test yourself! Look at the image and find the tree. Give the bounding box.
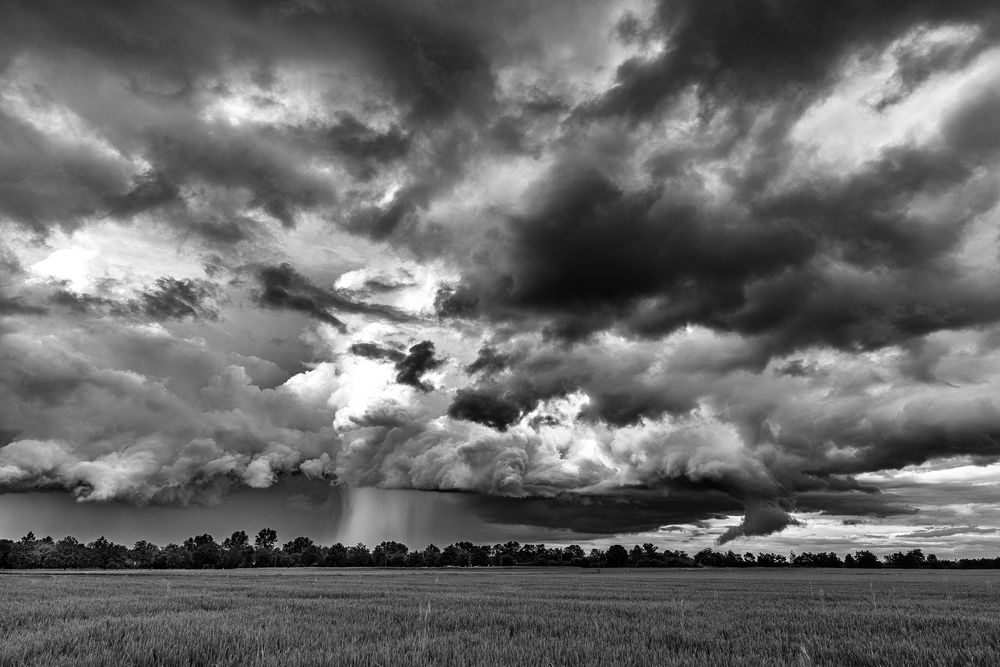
[422,544,441,567]
[254,528,278,567]
[154,543,191,569]
[441,543,468,566]
[885,549,925,569]
[756,553,787,567]
[373,541,409,567]
[694,548,719,567]
[282,537,321,567]
[129,540,161,569]
[323,543,348,567]
[0,539,14,569]
[185,534,222,569]
[255,528,278,550]
[515,543,536,565]
[345,543,371,567]
[605,545,629,568]
[563,544,586,566]
[852,550,880,568]
[89,536,128,569]
[662,550,694,567]
[9,533,41,569]
[470,544,492,567]
[222,531,253,568]
[628,545,645,567]
[493,541,519,566]
[792,552,843,568]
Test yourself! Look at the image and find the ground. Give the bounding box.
[1,568,998,665]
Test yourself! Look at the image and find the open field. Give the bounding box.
[1,568,999,666]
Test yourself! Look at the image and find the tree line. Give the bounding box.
[2,531,998,570]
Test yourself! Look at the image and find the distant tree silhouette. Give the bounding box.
[852,550,881,568]
[129,540,161,569]
[345,543,372,566]
[253,528,279,567]
[605,545,629,568]
[185,534,221,569]
[221,531,253,569]
[4,528,1000,571]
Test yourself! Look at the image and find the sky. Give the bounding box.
[2,0,1000,558]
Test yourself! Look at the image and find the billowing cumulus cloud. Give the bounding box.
[2,0,1000,552]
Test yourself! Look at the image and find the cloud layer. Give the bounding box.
[3,0,1000,549]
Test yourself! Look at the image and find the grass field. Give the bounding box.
[1,568,999,666]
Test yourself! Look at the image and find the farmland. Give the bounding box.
[1,568,998,666]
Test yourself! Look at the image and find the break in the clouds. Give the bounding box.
[2,0,1000,554]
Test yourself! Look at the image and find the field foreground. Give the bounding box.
[1,568,999,666]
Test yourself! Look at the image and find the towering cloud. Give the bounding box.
[2,0,1000,551]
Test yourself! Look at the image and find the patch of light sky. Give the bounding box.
[858,460,1000,487]
[199,63,401,132]
[334,261,456,315]
[25,222,211,295]
[791,27,1000,176]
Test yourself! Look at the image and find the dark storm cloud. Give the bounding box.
[874,25,996,111]
[440,79,1000,352]
[49,290,117,314]
[466,346,512,375]
[0,109,132,235]
[447,336,723,430]
[0,323,340,503]
[257,264,346,330]
[285,114,411,181]
[5,0,1000,549]
[0,0,495,122]
[592,0,1000,122]
[814,398,1000,476]
[105,171,181,219]
[435,161,816,341]
[0,0,495,237]
[256,263,411,331]
[447,386,531,432]
[394,341,443,392]
[467,489,741,536]
[49,278,218,321]
[347,342,406,364]
[139,278,219,321]
[345,182,438,240]
[432,1,1000,356]
[717,501,800,544]
[0,296,46,317]
[421,326,1000,541]
[0,250,47,317]
[794,491,918,519]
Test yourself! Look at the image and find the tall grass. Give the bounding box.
[1,568,998,665]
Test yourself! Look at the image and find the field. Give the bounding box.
[1,568,999,666]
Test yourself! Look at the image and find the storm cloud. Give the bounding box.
[2,0,1000,551]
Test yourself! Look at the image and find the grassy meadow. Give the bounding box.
[1,568,999,666]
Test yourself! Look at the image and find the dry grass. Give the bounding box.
[1,568,999,666]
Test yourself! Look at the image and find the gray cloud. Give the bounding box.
[591,0,1000,122]
[3,0,1000,549]
[255,263,412,331]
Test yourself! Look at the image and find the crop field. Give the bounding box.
[1,568,999,666]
